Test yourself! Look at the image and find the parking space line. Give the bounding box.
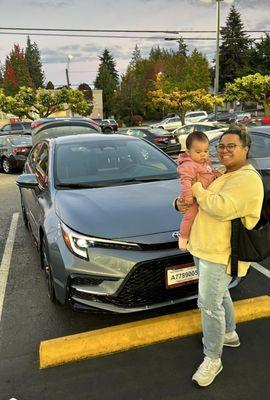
[39,295,270,369]
[251,262,270,279]
[0,213,19,321]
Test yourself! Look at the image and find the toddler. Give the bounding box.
[177,130,221,251]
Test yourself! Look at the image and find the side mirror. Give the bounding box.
[16,174,39,189]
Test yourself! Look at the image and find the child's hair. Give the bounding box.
[186,131,209,150]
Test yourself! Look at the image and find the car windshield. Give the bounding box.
[55,138,177,188]
[8,136,32,145]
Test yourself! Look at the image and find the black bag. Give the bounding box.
[230,188,270,277]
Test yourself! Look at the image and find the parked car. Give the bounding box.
[31,118,101,146]
[120,127,180,155]
[17,133,211,312]
[0,134,32,173]
[31,117,100,131]
[203,111,241,124]
[151,116,182,131]
[172,122,227,151]
[184,111,208,124]
[0,122,32,135]
[99,119,119,133]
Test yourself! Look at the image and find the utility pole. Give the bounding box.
[214,0,223,118]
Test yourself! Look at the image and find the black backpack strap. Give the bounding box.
[231,218,241,277]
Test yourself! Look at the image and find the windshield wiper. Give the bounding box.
[56,183,96,189]
[118,175,177,183]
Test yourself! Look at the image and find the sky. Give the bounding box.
[0,0,269,88]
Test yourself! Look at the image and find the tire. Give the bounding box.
[20,192,29,228]
[41,236,57,303]
[2,158,12,174]
[103,127,113,134]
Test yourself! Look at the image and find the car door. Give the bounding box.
[23,142,49,242]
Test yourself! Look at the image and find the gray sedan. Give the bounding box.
[17,134,201,313]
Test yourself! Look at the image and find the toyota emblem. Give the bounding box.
[172,231,180,239]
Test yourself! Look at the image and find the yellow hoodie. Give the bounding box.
[187,164,264,276]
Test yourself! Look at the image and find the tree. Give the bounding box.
[149,88,223,124]
[96,49,119,83]
[3,44,33,95]
[176,37,188,57]
[225,73,270,116]
[25,36,44,89]
[78,83,93,115]
[46,81,55,89]
[0,86,89,120]
[250,34,270,76]
[94,49,119,117]
[219,5,252,91]
[128,44,142,70]
[0,63,3,87]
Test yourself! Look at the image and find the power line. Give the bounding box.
[0,32,263,40]
[0,26,269,33]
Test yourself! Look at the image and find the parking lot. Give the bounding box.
[0,172,270,400]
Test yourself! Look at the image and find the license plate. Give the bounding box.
[170,139,176,144]
[165,263,198,289]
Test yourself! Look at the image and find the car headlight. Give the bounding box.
[61,223,140,260]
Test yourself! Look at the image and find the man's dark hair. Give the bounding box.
[186,130,209,150]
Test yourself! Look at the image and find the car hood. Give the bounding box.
[54,180,181,239]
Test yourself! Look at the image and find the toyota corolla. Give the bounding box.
[17,134,203,313]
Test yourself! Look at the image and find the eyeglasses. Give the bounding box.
[215,143,244,152]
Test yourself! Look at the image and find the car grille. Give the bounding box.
[70,254,198,308]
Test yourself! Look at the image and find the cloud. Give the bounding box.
[25,0,73,7]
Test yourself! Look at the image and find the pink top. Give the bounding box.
[177,152,216,200]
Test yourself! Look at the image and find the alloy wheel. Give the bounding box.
[2,158,11,174]
[41,238,56,303]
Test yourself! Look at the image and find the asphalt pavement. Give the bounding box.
[0,172,269,400]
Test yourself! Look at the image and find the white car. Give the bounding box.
[184,111,208,124]
[151,117,182,131]
[172,122,227,151]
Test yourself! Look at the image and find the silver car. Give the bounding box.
[17,134,202,313]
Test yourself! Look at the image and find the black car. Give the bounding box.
[31,118,101,146]
[120,127,180,155]
[0,122,32,135]
[99,119,119,133]
[0,134,32,173]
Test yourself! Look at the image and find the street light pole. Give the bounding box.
[214,0,223,118]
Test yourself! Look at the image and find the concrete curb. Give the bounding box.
[39,295,270,369]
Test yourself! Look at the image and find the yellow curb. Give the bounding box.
[39,295,270,369]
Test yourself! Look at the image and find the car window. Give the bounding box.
[29,142,43,169]
[0,137,5,145]
[197,125,213,132]
[10,123,23,130]
[55,138,177,186]
[249,133,270,158]
[179,125,194,135]
[149,128,169,136]
[129,129,146,138]
[2,125,12,131]
[8,136,32,145]
[21,122,32,129]
[35,143,49,186]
